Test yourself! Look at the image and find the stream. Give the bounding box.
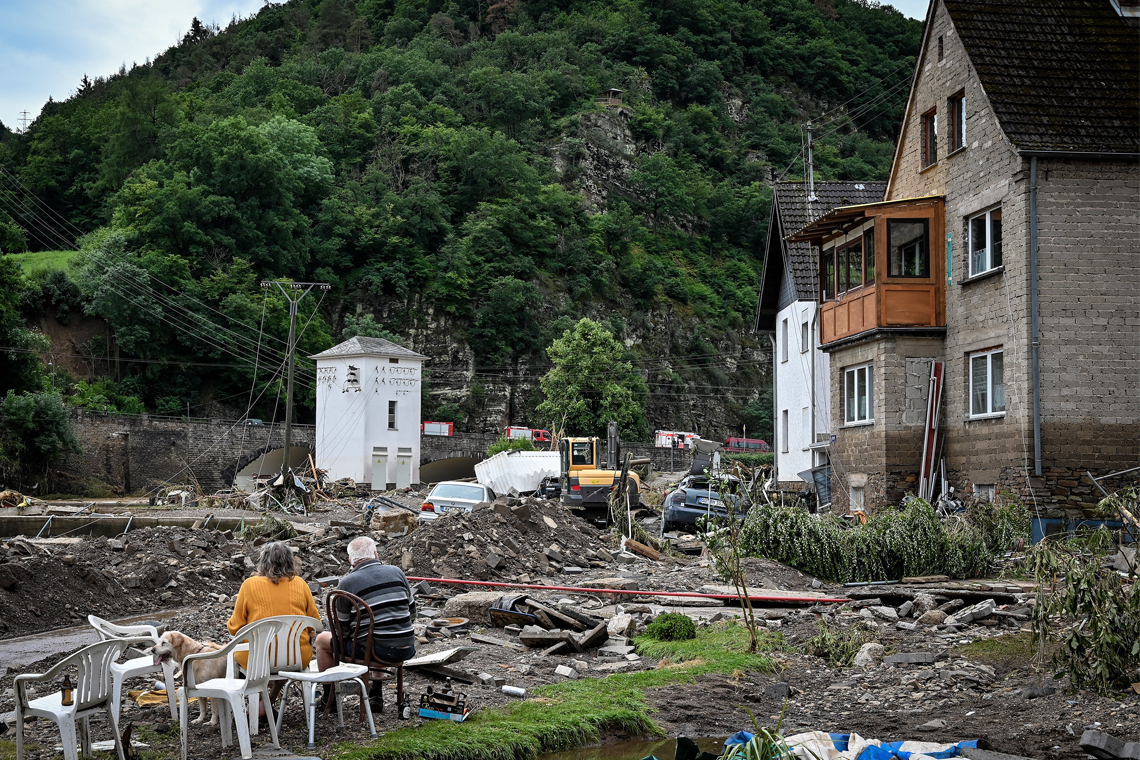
[541,737,727,760]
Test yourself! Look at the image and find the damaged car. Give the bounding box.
[662,474,752,533]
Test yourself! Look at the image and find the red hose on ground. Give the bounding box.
[407,576,848,604]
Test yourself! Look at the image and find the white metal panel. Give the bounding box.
[474,451,559,495]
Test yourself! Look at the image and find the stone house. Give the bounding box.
[788,0,1139,518]
[755,181,884,502]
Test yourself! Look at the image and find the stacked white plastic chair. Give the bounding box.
[14,637,150,760]
[87,615,178,723]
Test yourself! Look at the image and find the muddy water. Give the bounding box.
[0,608,186,675]
[542,737,726,760]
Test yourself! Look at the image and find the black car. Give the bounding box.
[662,474,751,532]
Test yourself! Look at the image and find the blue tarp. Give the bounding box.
[721,732,979,759]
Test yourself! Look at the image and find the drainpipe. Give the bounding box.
[1029,157,1042,477]
[809,306,817,456]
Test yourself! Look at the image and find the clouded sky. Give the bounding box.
[0,0,930,131]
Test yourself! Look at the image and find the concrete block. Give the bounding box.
[1082,730,1129,760]
[554,665,578,679]
[883,652,936,665]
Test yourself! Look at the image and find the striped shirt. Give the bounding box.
[335,559,416,649]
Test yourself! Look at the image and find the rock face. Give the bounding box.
[852,642,885,667]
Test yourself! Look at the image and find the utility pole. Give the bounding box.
[261,280,330,481]
[806,121,817,202]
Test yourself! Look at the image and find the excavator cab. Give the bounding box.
[559,436,640,525]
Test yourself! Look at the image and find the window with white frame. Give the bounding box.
[843,363,874,424]
[781,319,789,362]
[969,348,1005,417]
[780,410,789,453]
[801,320,809,353]
[969,207,1002,276]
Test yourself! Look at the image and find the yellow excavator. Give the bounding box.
[558,422,641,525]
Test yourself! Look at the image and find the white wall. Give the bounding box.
[775,300,830,483]
[315,354,422,487]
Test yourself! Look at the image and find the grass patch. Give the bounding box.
[0,739,39,760]
[333,623,780,760]
[5,249,78,276]
[954,631,1042,675]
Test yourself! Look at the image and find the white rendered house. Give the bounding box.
[311,336,427,489]
[755,182,884,503]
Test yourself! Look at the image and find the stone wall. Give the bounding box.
[61,411,315,494]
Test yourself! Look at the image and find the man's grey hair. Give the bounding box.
[347,536,378,564]
[257,541,298,583]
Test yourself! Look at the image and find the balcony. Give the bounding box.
[788,196,945,345]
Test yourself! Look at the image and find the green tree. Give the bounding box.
[0,390,81,475]
[741,387,774,445]
[537,318,648,439]
[342,313,401,343]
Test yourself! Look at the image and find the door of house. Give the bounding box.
[371,446,388,490]
[395,447,413,489]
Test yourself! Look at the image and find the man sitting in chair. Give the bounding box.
[314,536,416,702]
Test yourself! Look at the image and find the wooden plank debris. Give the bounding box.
[623,538,662,562]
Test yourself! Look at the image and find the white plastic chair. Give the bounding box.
[241,615,323,737]
[274,660,377,749]
[14,637,149,760]
[178,618,285,760]
[87,615,178,723]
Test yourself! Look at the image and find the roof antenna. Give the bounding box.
[806,121,818,202]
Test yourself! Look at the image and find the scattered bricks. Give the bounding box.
[1081,730,1129,760]
[544,544,564,563]
[373,510,418,534]
[897,600,913,617]
[509,503,531,521]
[503,536,520,554]
[850,598,883,609]
[948,598,996,625]
[869,606,899,622]
[492,502,512,519]
[485,553,502,570]
[478,672,496,685]
[613,551,637,564]
[554,665,578,679]
[624,653,640,661]
[543,516,558,529]
[896,621,918,631]
[883,652,935,665]
[571,659,589,672]
[852,643,885,667]
[595,547,613,563]
[109,540,125,551]
[577,622,609,650]
[917,609,947,626]
[401,549,414,571]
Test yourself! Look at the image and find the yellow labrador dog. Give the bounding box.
[151,631,226,725]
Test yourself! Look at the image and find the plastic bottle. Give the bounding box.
[502,685,526,697]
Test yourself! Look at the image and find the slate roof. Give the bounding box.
[310,335,427,360]
[944,0,1140,154]
[774,181,886,299]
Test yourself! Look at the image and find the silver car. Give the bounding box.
[420,481,496,520]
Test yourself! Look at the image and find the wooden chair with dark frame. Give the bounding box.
[325,589,405,718]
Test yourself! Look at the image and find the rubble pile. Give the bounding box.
[378,496,611,581]
[0,528,268,637]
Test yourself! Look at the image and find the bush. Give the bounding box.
[806,620,875,667]
[737,499,994,583]
[645,612,696,641]
[486,436,537,457]
[725,452,774,468]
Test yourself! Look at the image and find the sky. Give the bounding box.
[0,0,931,132]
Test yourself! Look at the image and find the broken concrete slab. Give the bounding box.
[852,643,885,667]
[442,591,502,621]
[1082,729,1134,760]
[578,577,640,591]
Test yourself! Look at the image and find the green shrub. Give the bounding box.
[486,436,537,457]
[725,452,774,468]
[737,498,995,583]
[644,612,696,642]
[805,620,875,667]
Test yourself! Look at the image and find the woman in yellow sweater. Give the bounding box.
[227,541,320,675]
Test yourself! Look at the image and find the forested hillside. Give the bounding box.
[0,0,919,441]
